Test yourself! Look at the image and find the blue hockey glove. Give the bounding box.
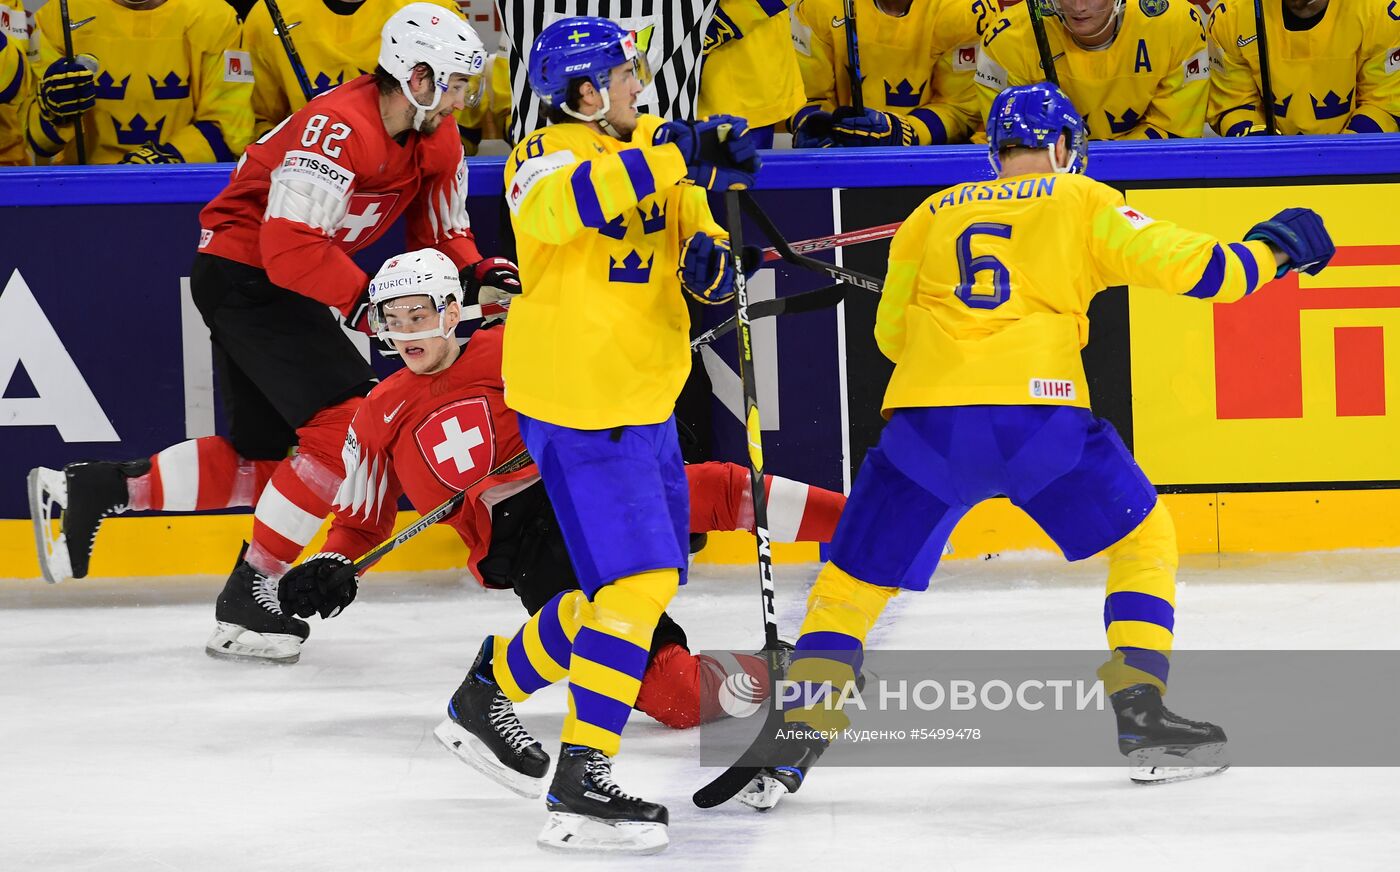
[830,107,918,147]
[279,552,360,620]
[792,110,836,148]
[1245,207,1334,278]
[678,232,735,304]
[655,115,761,190]
[119,141,185,164]
[38,56,97,124]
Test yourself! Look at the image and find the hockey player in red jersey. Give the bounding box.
[26,5,519,666]
[276,249,847,734]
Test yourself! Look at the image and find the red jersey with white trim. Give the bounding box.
[197,75,482,317]
[324,325,537,584]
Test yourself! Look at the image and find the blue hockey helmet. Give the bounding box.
[986,83,1088,175]
[527,17,652,126]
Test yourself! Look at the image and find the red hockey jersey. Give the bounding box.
[324,326,537,584]
[197,75,482,316]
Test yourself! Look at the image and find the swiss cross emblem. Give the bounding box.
[335,192,400,249]
[415,397,496,490]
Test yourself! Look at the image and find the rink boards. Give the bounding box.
[1,138,1398,578]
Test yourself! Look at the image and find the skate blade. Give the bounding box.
[432,719,544,799]
[736,774,789,811]
[536,812,668,856]
[205,623,302,664]
[1128,742,1230,785]
[27,467,73,584]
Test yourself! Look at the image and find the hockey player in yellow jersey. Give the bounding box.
[734,84,1335,811]
[790,0,982,146]
[698,0,805,147]
[242,0,465,136]
[977,0,1212,139]
[472,17,760,854]
[0,0,30,165]
[1208,0,1400,135]
[26,0,252,164]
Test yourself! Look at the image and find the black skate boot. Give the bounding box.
[433,637,550,798]
[537,745,669,855]
[27,460,149,583]
[205,545,309,664]
[1112,683,1229,784]
[737,720,831,811]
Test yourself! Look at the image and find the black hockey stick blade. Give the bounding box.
[690,282,848,351]
[739,193,884,292]
[693,705,785,808]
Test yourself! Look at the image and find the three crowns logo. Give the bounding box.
[608,251,653,284]
[883,79,926,108]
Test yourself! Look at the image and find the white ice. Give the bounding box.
[3,551,1398,872]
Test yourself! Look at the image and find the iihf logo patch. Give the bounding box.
[1030,379,1076,400]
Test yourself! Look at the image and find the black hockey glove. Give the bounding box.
[279,552,360,619]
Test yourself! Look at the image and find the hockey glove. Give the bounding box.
[791,110,836,149]
[654,115,761,191]
[278,552,360,620]
[119,141,185,164]
[678,232,735,304]
[830,107,919,147]
[1245,207,1334,278]
[461,257,520,325]
[38,56,97,124]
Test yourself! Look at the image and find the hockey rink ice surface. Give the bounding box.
[3,551,1398,872]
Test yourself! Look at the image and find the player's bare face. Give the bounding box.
[604,61,644,140]
[385,298,453,374]
[1057,0,1118,45]
[416,73,472,135]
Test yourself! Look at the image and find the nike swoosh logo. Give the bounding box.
[70,16,96,30]
[383,401,406,424]
[273,21,302,36]
[1237,34,1257,47]
[831,15,847,28]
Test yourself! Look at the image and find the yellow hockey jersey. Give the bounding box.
[501,116,725,429]
[790,0,982,144]
[27,0,252,164]
[698,0,806,128]
[0,0,30,165]
[1208,0,1400,135]
[977,0,1212,140]
[242,0,464,135]
[876,171,1275,413]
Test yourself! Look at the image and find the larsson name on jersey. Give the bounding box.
[273,151,356,197]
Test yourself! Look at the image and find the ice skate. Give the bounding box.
[1112,684,1229,784]
[28,460,149,583]
[205,546,309,664]
[736,720,831,811]
[433,637,549,798]
[536,744,668,855]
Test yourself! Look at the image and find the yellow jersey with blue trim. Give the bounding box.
[791,0,982,144]
[0,0,30,165]
[698,0,806,128]
[27,0,252,164]
[876,171,1275,414]
[1208,0,1400,135]
[501,115,725,430]
[976,0,1212,140]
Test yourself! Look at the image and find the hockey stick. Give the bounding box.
[1253,0,1277,134]
[263,0,316,104]
[1028,0,1060,87]
[56,0,87,164]
[692,191,787,810]
[348,449,532,572]
[741,192,885,292]
[690,282,848,351]
[843,0,864,112]
[761,221,901,263]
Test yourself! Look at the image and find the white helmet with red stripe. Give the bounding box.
[368,249,461,341]
[379,3,489,131]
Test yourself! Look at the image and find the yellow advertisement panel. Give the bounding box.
[1127,183,1400,486]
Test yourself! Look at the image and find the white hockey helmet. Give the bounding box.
[368,249,462,342]
[379,3,489,131]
